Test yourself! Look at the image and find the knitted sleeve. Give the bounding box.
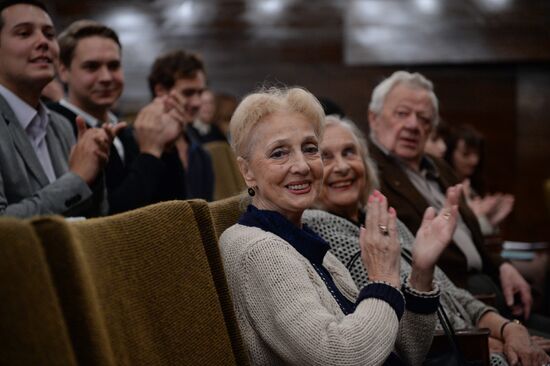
[444,281,496,325]
[303,210,438,365]
[398,217,495,327]
[240,236,400,366]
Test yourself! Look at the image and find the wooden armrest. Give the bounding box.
[429,328,490,366]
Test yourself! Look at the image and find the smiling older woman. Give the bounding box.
[302,115,550,366]
[219,87,446,366]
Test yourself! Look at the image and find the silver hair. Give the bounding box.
[324,114,379,206]
[368,71,439,127]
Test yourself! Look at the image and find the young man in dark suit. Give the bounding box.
[50,20,193,214]
[147,50,215,202]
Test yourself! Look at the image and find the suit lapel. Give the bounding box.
[0,95,50,186]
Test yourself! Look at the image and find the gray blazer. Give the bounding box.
[0,95,107,218]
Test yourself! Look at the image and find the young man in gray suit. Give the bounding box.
[0,0,121,218]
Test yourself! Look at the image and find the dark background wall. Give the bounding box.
[47,0,550,241]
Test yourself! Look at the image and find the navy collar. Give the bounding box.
[238,205,330,264]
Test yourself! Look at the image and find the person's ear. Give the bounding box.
[57,61,69,83]
[237,156,256,187]
[154,84,169,97]
[368,110,378,131]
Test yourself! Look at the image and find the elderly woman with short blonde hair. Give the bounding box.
[219,86,447,365]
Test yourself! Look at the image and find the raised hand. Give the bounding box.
[69,116,111,185]
[134,96,183,158]
[169,88,194,127]
[410,184,460,291]
[166,89,187,126]
[360,190,401,288]
[101,120,127,143]
[487,193,514,226]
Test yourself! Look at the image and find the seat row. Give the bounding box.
[0,196,247,366]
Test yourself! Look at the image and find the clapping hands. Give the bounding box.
[409,184,460,291]
[134,92,186,158]
[463,179,514,227]
[360,190,401,288]
[69,116,127,185]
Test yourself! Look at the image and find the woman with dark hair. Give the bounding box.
[443,124,514,235]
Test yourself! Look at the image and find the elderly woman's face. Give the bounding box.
[318,124,366,216]
[242,110,323,222]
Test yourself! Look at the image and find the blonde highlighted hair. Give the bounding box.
[230,86,325,159]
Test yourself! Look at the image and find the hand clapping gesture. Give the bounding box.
[134,94,186,158]
[360,190,401,288]
[410,184,460,291]
[69,116,127,185]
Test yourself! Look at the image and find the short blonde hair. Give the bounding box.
[324,115,379,206]
[230,87,325,159]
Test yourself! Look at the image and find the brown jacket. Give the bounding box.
[368,141,504,288]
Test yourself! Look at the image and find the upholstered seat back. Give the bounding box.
[0,218,77,366]
[203,141,245,201]
[32,200,240,366]
[207,195,247,239]
[188,199,249,365]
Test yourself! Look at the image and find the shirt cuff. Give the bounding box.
[358,281,405,320]
[402,276,440,314]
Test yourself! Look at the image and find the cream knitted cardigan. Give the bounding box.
[220,223,437,366]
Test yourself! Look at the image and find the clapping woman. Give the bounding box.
[220,87,442,365]
[303,115,550,366]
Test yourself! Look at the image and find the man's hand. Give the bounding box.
[101,120,127,143]
[169,88,194,127]
[69,116,112,185]
[134,96,184,158]
[500,262,532,319]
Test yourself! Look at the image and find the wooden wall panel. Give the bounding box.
[44,0,550,241]
[515,66,550,241]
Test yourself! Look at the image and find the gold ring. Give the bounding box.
[442,212,451,220]
[378,225,389,236]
